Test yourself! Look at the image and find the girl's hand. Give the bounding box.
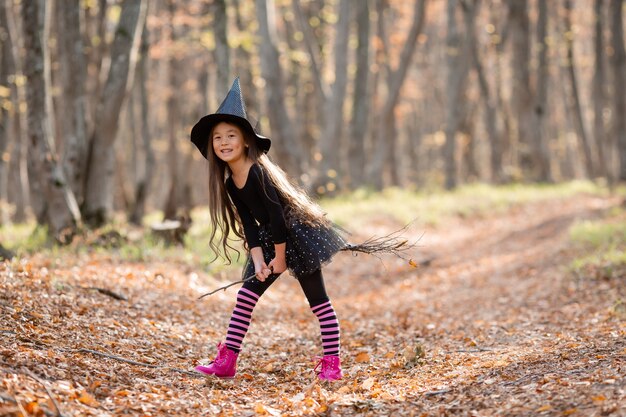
[250,247,271,281]
[268,242,287,275]
[268,257,287,275]
[254,261,272,282]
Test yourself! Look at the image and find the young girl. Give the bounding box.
[190,78,410,381]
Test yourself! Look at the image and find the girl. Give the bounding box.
[190,78,411,381]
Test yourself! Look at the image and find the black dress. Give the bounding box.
[226,163,347,279]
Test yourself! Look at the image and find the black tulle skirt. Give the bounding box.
[242,219,348,280]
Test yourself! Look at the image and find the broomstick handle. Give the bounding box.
[197,266,276,299]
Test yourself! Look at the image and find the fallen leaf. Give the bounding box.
[77,390,99,407]
[536,405,552,412]
[336,385,351,394]
[362,377,376,390]
[355,352,370,363]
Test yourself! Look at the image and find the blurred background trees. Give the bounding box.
[0,0,624,240]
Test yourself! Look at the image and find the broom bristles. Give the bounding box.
[341,223,418,259]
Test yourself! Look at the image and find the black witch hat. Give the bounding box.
[190,77,271,158]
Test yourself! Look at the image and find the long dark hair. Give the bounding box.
[206,121,330,263]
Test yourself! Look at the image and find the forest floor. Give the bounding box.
[1,191,625,416]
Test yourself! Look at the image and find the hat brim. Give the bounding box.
[190,114,271,159]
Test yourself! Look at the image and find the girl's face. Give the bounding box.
[212,122,247,165]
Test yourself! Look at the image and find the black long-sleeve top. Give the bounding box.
[226,163,287,248]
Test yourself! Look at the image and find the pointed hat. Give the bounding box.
[190,77,271,158]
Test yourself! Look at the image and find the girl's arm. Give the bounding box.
[250,246,272,281]
[269,242,287,274]
[252,165,289,274]
[227,181,271,280]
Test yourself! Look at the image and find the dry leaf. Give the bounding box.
[77,390,99,407]
[337,386,351,394]
[361,377,376,390]
[355,352,370,363]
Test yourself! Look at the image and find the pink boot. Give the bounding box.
[195,343,238,379]
[314,355,343,381]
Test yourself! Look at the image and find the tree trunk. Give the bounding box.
[491,3,513,181]
[592,0,609,180]
[467,1,502,183]
[316,0,350,194]
[348,0,371,189]
[129,20,153,225]
[233,0,258,116]
[609,0,626,181]
[563,0,596,178]
[366,0,427,189]
[4,1,29,222]
[507,0,534,177]
[22,0,81,240]
[444,0,471,190]
[0,0,10,225]
[531,0,552,182]
[83,0,146,226]
[163,0,183,221]
[256,0,303,173]
[292,0,348,191]
[57,0,89,202]
[213,0,230,99]
[85,0,108,137]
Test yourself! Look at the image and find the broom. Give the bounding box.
[198,224,419,299]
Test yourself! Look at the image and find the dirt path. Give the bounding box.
[1,193,624,416]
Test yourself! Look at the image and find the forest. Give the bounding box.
[0,0,625,416]
[0,0,624,239]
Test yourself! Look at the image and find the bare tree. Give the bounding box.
[507,0,534,176]
[129,21,154,225]
[444,0,472,189]
[531,0,552,182]
[22,0,81,240]
[83,0,147,226]
[592,0,608,180]
[348,0,371,189]
[491,2,513,181]
[609,0,626,181]
[322,0,350,191]
[563,0,596,177]
[366,0,427,189]
[163,0,187,221]
[0,0,10,225]
[233,0,257,114]
[213,0,230,99]
[57,0,89,201]
[466,0,501,183]
[4,1,29,221]
[256,0,303,174]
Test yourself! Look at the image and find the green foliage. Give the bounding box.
[1,181,607,275]
[321,180,603,230]
[569,209,626,281]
